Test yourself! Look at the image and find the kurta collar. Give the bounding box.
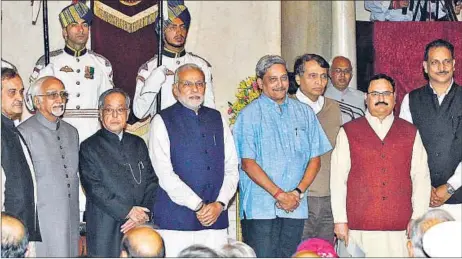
[329,83,351,95]
[162,47,186,58]
[296,89,324,114]
[36,112,60,131]
[64,45,87,57]
[365,110,395,137]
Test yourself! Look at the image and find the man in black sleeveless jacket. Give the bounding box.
[400,39,462,221]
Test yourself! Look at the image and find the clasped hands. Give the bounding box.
[275,190,300,213]
[121,206,150,233]
[430,184,452,207]
[196,202,224,227]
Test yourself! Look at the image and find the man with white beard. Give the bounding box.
[19,76,80,257]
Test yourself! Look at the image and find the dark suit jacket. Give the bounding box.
[79,128,158,257]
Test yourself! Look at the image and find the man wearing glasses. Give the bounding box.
[149,64,238,256]
[133,3,215,121]
[79,88,158,257]
[324,56,366,124]
[400,39,462,221]
[19,76,79,257]
[330,74,431,257]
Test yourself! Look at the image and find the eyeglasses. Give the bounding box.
[332,68,352,75]
[6,89,24,98]
[102,107,128,116]
[367,91,394,97]
[36,91,69,100]
[178,80,206,89]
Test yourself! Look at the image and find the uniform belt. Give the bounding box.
[63,109,99,118]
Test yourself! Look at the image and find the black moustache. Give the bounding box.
[375,102,388,106]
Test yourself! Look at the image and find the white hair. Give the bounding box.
[25,76,58,112]
[409,209,455,257]
[219,241,256,257]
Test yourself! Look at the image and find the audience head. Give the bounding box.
[155,4,191,51]
[1,67,24,120]
[1,212,29,258]
[294,53,330,101]
[26,76,68,121]
[366,73,396,120]
[98,88,130,135]
[220,240,256,257]
[329,56,353,91]
[173,63,206,112]
[59,2,92,50]
[177,244,221,258]
[255,55,289,104]
[407,209,454,257]
[422,221,461,257]
[293,238,338,258]
[120,224,165,258]
[423,39,455,87]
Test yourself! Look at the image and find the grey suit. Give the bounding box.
[18,112,80,257]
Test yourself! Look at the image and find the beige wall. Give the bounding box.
[1,1,281,118]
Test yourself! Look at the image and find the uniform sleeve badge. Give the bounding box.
[60,65,74,73]
[84,66,95,79]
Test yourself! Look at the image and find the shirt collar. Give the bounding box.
[101,127,124,142]
[328,82,350,95]
[295,89,324,114]
[429,79,454,96]
[260,93,289,109]
[162,47,186,58]
[64,44,87,57]
[36,112,60,131]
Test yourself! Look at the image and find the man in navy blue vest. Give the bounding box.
[400,39,462,221]
[149,63,239,257]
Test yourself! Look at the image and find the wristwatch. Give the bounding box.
[294,187,305,199]
[447,183,456,195]
[217,201,226,211]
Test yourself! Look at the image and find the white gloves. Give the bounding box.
[141,65,168,94]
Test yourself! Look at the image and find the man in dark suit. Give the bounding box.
[79,88,158,257]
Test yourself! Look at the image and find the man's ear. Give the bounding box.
[33,96,40,110]
[423,61,428,74]
[62,28,68,41]
[257,78,263,90]
[295,74,301,86]
[172,83,179,99]
[407,240,414,257]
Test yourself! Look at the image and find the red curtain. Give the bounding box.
[373,22,462,114]
[90,0,159,101]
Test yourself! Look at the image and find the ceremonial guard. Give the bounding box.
[133,2,215,120]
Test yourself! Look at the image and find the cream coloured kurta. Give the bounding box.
[330,111,431,257]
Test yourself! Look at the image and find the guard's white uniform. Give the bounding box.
[133,49,215,119]
[29,47,114,219]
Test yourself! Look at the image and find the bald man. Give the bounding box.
[324,56,365,124]
[1,212,30,258]
[120,225,165,258]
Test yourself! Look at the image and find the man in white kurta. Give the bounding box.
[331,74,431,257]
[148,64,238,256]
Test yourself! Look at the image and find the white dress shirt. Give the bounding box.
[400,79,461,190]
[296,89,324,114]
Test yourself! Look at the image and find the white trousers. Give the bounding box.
[157,229,228,257]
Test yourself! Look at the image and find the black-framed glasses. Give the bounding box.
[367,91,394,97]
[102,107,128,116]
[36,91,69,100]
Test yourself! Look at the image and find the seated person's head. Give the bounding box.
[120,224,165,258]
[1,212,29,258]
[407,209,454,257]
[220,240,256,257]
[177,244,221,258]
[292,238,338,258]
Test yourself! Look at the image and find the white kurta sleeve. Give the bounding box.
[410,131,431,219]
[399,94,413,123]
[215,116,238,208]
[148,115,202,211]
[330,128,351,223]
[447,163,462,190]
